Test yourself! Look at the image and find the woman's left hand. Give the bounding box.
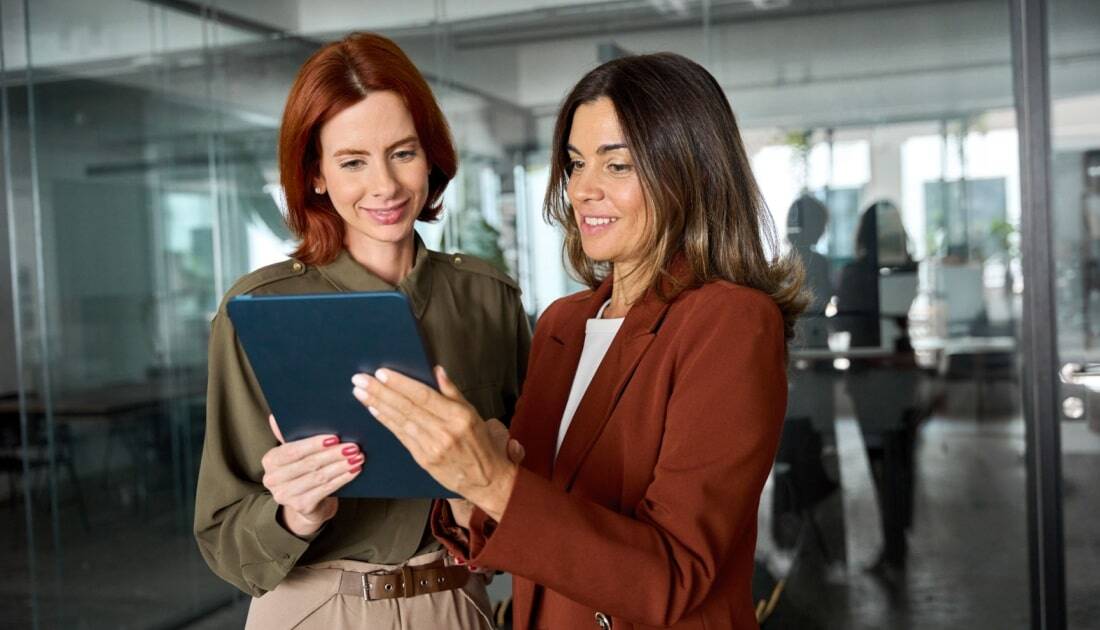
[351,366,518,522]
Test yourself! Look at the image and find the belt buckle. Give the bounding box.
[361,566,416,599]
[362,567,400,600]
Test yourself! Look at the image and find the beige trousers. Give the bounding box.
[245,550,494,630]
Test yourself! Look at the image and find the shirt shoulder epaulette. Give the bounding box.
[217,259,309,311]
[429,250,519,292]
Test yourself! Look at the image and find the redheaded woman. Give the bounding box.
[194,32,528,629]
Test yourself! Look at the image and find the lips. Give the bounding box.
[578,214,620,235]
[360,201,407,226]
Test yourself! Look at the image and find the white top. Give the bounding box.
[555,300,625,457]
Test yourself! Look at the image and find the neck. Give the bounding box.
[345,233,416,285]
[605,260,648,318]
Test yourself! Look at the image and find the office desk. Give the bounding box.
[0,376,206,523]
[0,376,205,419]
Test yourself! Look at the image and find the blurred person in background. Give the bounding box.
[772,195,844,567]
[834,200,920,576]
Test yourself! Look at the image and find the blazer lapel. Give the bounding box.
[551,288,672,489]
[520,337,574,480]
[518,285,609,480]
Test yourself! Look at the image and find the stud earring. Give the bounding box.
[314,187,323,194]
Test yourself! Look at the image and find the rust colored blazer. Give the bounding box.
[435,276,787,630]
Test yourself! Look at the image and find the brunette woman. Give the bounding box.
[357,53,806,629]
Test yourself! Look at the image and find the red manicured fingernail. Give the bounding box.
[469,565,478,571]
[322,437,338,447]
[349,465,362,474]
[341,445,359,456]
[347,455,365,466]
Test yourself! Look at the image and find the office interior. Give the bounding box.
[0,0,1097,628]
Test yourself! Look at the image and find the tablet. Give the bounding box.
[227,291,455,499]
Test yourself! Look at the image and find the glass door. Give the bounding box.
[1046,0,1100,627]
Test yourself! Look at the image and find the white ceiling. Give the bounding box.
[1,0,1097,137]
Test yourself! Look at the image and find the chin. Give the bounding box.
[580,246,614,263]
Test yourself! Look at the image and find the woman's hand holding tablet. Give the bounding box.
[260,414,364,537]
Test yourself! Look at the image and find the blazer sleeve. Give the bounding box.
[432,297,546,563]
[193,311,314,596]
[462,292,787,627]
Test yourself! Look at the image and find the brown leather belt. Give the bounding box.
[336,559,470,601]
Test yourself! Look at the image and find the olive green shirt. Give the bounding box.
[194,236,531,596]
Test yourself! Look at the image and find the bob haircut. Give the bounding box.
[279,32,457,265]
[544,52,806,343]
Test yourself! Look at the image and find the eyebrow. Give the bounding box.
[332,135,419,158]
[566,142,629,155]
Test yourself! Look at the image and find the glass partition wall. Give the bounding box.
[0,2,280,627]
[1048,0,1100,627]
[0,0,1095,628]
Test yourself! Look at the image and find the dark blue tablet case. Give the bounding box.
[227,291,455,499]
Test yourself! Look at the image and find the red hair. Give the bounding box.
[279,32,457,265]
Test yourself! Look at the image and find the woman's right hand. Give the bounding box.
[446,422,525,529]
[261,415,363,538]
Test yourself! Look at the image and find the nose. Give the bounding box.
[366,161,399,200]
[568,165,602,205]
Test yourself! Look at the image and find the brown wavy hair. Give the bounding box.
[279,32,457,265]
[544,52,807,345]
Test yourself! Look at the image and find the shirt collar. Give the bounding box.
[313,232,433,318]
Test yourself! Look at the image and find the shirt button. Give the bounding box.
[453,255,463,265]
[595,612,612,629]
[291,261,303,272]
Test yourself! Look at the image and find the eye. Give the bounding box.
[339,158,366,170]
[392,149,418,161]
[608,162,633,174]
[567,159,585,173]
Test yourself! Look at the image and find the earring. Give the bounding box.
[314,187,323,194]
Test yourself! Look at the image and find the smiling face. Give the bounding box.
[566,97,651,267]
[314,91,430,253]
